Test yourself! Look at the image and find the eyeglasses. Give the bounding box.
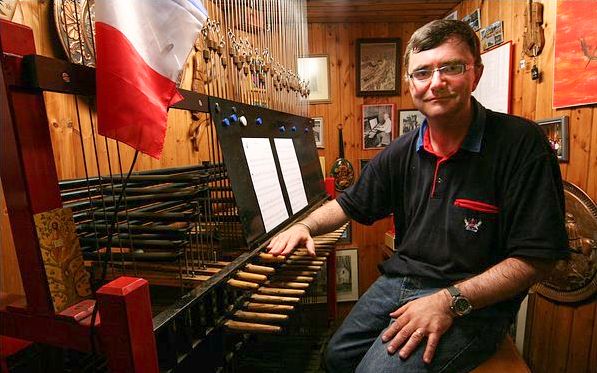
[407,63,473,82]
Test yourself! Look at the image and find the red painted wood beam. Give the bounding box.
[0,19,60,313]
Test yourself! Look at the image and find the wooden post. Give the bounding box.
[0,19,60,314]
[96,277,159,373]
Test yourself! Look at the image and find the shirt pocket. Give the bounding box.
[447,199,500,271]
[453,198,499,214]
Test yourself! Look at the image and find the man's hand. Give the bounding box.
[381,290,453,364]
[266,223,315,257]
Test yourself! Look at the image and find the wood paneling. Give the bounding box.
[308,0,597,371]
[306,0,460,23]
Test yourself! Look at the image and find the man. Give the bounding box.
[267,19,568,372]
[375,112,392,147]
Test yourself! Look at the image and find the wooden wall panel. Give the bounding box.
[309,0,596,371]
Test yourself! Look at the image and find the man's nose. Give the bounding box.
[428,69,446,88]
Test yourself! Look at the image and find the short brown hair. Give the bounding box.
[403,20,482,73]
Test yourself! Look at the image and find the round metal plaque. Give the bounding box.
[533,181,597,302]
[53,0,95,66]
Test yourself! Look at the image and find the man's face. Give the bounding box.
[406,37,483,122]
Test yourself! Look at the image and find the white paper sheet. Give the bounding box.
[242,138,288,232]
[274,138,308,214]
[472,42,512,113]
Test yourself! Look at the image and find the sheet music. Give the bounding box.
[274,138,308,214]
[242,138,288,232]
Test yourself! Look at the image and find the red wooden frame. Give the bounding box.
[0,19,158,373]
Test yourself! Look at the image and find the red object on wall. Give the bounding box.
[325,177,336,199]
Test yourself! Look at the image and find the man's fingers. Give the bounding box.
[386,326,414,354]
[306,237,316,256]
[423,333,440,364]
[389,304,407,318]
[398,329,426,359]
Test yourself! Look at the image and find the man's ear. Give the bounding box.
[471,64,484,91]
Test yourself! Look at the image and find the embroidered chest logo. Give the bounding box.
[464,218,482,233]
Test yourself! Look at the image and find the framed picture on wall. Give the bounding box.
[362,104,395,149]
[356,38,401,96]
[360,159,371,172]
[462,8,481,31]
[337,221,352,244]
[314,248,360,303]
[297,55,331,103]
[312,117,324,148]
[336,249,359,302]
[398,109,425,136]
[537,116,569,162]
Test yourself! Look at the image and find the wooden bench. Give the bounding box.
[472,336,530,372]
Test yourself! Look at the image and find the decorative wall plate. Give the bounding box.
[533,181,597,302]
[53,0,95,66]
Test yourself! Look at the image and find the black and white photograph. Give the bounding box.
[356,38,401,96]
[336,249,359,302]
[362,104,395,149]
[315,247,360,303]
[537,116,569,162]
[312,117,324,148]
[399,109,425,136]
[462,8,481,31]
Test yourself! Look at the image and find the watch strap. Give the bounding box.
[447,285,460,297]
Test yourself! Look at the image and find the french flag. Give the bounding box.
[95,0,208,159]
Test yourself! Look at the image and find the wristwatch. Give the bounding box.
[447,285,473,316]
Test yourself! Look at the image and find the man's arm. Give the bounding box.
[381,256,555,364]
[266,200,350,256]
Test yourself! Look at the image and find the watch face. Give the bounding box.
[453,297,472,315]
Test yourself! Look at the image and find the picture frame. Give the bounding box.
[537,116,569,162]
[398,109,425,137]
[337,221,352,244]
[359,159,370,172]
[362,104,395,149]
[444,10,458,20]
[356,38,401,96]
[462,8,481,32]
[336,248,359,302]
[314,248,359,302]
[297,55,331,103]
[312,117,324,148]
[480,20,504,51]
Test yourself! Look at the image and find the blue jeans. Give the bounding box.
[324,275,511,372]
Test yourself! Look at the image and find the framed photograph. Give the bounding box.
[480,20,504,51]
[360,159,370,172]
[336,249,359,302]
[444,10,458,20]
[314,248,360,302]
[297,55,331,103]
[356,38,401,96]
[537,116,569,162]
[362,104,395,149]
[312,117,324,148]
[399,109,425,136]
[462,8,481,32]
[337,221,352,244]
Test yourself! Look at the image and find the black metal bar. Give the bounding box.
[16,54,210,112]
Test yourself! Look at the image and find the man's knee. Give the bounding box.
[323,338,343,372]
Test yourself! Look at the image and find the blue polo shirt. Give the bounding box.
[337,98,568,285]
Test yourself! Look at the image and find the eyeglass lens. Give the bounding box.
[410,64,467,81]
